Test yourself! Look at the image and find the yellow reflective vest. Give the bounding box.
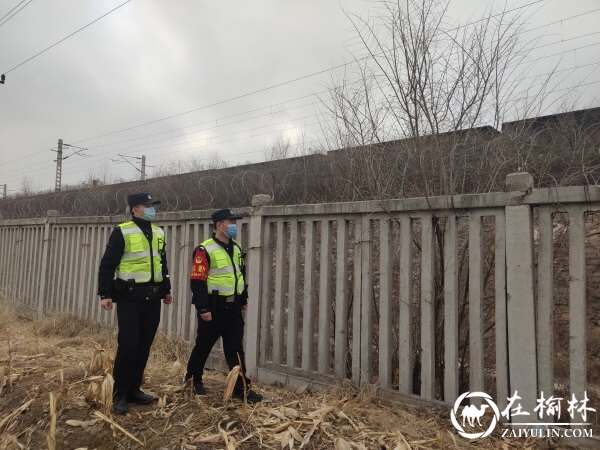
[116,221,165,283]
[202,237,245,296]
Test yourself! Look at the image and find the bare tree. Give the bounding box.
[151,151,229,178]
[20,176,33,197]
[316,0,564,398]
[264,135,292,161]
[500,102,600,187]
[319,0,550,198]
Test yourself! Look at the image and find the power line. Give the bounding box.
[86,99,318,153]
[111,114,317,155]
[51,139,89,191]
[0,0,27,22]
[72,64,349,144]
[76,37,600,154]
[522,7,600,34]
[45,77,600,181]
[527,41,600,64]
[1,116,323,184]
[349,9,600,67]
[110,154,148,181]
[55,114,321,177]
[2,148,51,168]
[75,74,600,157]
[4,35,599,179]
[3,47,599,185]
[3,71,598,189]
[68,0,581,146]
[527,31,600,52]
[2,0,133,75]
[0,0,33,26]
[0,91,319,171]
[3,1,600,188]
[520,59,600,81]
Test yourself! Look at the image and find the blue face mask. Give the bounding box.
[226,224,237,238]
[142,207,156,221]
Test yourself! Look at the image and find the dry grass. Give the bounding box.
[0,298,16,329]
[36,313,113,341]
[0,300,584,449]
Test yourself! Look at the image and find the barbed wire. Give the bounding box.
[1,110,599,220]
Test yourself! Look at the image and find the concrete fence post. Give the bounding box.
[36,210,59,320]
[504,173,538,423]
[245,194,272,377]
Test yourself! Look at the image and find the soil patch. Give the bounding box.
[0,305,584,449]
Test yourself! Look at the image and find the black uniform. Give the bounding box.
[97,217,171,395]
[185,235,251,393]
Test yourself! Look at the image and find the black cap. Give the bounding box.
[127,192,161,208]
[212,208,242,223]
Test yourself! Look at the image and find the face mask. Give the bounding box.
[142,207,156,221]
[226,224,237,238]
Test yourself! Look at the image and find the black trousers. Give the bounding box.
[113,299,161,393]
[186,305,250,389]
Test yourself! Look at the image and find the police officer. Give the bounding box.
[185,208,263,403]
[97,192,173,414]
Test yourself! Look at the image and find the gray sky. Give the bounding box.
[1,0,599,194]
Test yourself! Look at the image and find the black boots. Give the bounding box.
[128,389,157,404]
[113,389,156,414]
[185,374,206,395]
[233,388,263,404]
[112,391,129,414]
[193,382,207,395]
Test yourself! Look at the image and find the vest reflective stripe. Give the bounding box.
[202,238,244,296]
[121,227,144,236]
[121,250,151,259]
[120,249,162,260]
[116,271,163,281]
[203,243,221,252]
[116,222,164,283]
[210,266,235,275]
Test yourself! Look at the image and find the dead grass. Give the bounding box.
[0,298,16,330]
[0,300,584,449]
[36,313,113,342]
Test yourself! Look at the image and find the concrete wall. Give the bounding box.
[1,175,599,425]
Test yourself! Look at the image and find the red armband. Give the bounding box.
[190,248,209,281]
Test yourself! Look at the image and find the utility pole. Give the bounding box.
[54,138,63,192]
[112,154,149,181]
[52,139,88,191]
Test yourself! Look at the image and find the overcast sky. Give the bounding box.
[1,0,599,195]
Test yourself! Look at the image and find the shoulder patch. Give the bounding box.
[190,247,209,281]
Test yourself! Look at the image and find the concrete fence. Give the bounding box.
[1,174,599,422]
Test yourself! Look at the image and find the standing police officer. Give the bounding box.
[97,192,173,414]
[185,208,263,403]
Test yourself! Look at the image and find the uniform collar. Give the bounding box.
[133,216,152,232]
[212,233,233,249]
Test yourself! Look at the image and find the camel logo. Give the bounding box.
[451,392,500,439]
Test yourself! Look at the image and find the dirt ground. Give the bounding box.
[0,303,588,450]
